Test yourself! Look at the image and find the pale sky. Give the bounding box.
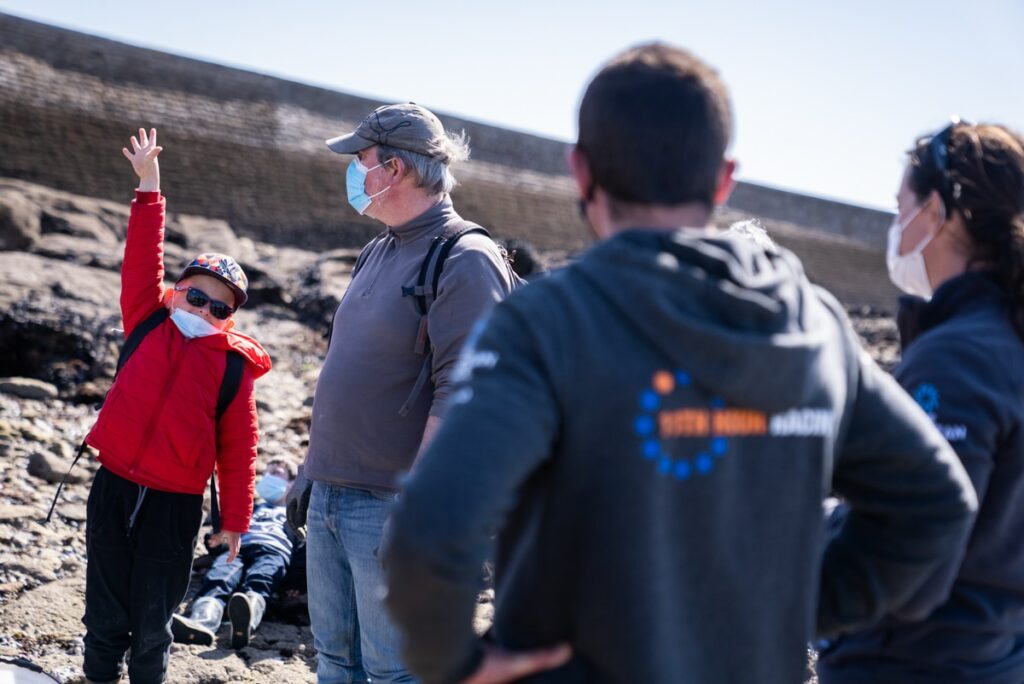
[2,0,1022,210]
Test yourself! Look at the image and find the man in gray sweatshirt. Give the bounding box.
[380,45,979,684]
[289,103,518,683]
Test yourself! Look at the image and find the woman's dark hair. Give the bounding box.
[908,122,1024,337]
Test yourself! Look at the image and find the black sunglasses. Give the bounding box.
[174,285,235,320]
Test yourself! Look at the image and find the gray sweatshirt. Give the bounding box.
[382,229,977,684]
[304,196,516,491]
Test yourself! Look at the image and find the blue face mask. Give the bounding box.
[170,307,221,338]
[256,474,289,505]
[346,157,392,215]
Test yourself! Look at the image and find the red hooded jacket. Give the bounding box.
[86,191,272,533]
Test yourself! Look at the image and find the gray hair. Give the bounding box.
[723,219,777,251]
[377,130,471,195]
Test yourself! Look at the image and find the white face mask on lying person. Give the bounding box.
[170,307,222,338]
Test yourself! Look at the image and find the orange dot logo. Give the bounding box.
[652,371,675,396]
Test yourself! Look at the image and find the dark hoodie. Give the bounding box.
[819,272,1024,684]
[383,230,976,684]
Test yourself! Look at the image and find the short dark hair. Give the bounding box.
[577,43,732,211]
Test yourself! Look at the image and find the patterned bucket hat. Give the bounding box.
[176,253,249,308]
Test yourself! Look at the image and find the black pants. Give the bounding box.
[197,544,289,603]
[83,467,203,684]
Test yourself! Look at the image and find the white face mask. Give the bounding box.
[886,203,936,298]
[170,307,222,338]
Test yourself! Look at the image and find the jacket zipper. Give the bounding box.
[361,234,399,296]
[129,333,191,475]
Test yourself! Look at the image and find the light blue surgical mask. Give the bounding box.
[256,474,289,505]
[170,307,221,338]
[346,158,393,215]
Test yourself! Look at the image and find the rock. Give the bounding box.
[289,251,357,333]
[0,378,58,401]
[40,208,118,244]
[0,504,39,523]
[27,449,82,484]
[30,233,122,271]
[166,215,252,263]
[0,253,122,397]
[19,422,52,444]
[0,190,40,250]
[4,554,61,583]
[47,440,73,460]
[56,503,87,523]
[0,577,85,642]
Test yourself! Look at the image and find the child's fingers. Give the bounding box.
[150,128,157,146]
[122,148,133,161]
[138,127,147,146]
[130,136,141,151]
[145,146,163,161]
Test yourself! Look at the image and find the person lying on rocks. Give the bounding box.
[172,460,299,649]
[80,128,272,684]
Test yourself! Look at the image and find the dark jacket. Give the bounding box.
[819,272,1024,684]
[382,230,977,684]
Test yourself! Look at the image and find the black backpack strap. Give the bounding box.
[116,307,169,375]
[397,225,492,415]
[403,235,447,316]
[402,225,492,322]
[46,306,169,524]
[216,352,245,422]
[430,226,491,307]
[209,350,245,535]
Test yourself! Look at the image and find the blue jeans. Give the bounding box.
[307,482,414,684]
[198,544,289,603]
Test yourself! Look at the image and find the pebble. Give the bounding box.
[0,378,58,401]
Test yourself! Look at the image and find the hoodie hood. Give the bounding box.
[574,229,837,413]
[217,328,273,379]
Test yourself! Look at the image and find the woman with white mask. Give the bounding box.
[819,121,1024,683]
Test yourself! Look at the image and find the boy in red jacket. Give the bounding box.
[81,128,272,684]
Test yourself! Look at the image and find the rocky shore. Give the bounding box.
[0,178,895,683]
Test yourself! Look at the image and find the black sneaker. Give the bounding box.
[228,592,253,649]
[171,614,216,646]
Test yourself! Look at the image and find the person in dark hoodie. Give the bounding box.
[818,123,1024,683]
[380,44,978,684]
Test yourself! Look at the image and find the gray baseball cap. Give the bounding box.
[326,103,450,161]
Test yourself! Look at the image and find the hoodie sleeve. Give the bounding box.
[817,342,978,638]
[426,235,512,418]
[215,366,258,533]
[382,300,560,684]
[120,191,167,338]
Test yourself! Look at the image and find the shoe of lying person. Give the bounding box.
[228,590,266,649]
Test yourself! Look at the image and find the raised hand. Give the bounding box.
[122,127,163,192]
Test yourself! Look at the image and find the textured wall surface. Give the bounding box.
[0,12,899,307]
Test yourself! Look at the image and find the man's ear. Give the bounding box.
[568,145,593,199]
[384,156,404,182]
[713,158,737,206]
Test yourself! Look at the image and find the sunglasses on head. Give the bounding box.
[173,285,235,320]
[926,117,971,198]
